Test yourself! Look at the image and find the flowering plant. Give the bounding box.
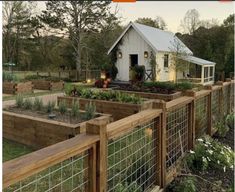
[186,136,234,172]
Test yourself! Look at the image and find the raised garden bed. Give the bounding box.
[58,96,153,121]
[32,80,64,91]
[111,89,182,101]
[3,81,33,94]
[3,105,110,149]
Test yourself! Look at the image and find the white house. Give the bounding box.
[108,22,215,85]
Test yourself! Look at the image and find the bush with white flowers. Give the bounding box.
[186,136,234,172]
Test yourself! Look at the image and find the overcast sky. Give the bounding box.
[37,1,234,32]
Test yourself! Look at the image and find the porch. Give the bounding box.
[180,55,216,85]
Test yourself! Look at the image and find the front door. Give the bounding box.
[129,54,138,81]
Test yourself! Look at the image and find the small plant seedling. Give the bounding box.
[71,101,80,118]
[46,101,56,113]
[23,98,33,110]
[15,94,24,108]
[33,97,43,111]
[58,100,67,115]
[84,102,96,120]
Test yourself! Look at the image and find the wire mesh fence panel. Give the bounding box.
[107,119,160,192]
[223,85,230,116]
[166,105,189,172]
[4,152,89,192]
[195,96,208,138]
[211,89,221,132]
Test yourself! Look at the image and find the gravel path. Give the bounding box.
[3,92,65,108]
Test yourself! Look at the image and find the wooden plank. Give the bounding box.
[166,96,193,110]
[107,109,162,139]
[3,134,99,188]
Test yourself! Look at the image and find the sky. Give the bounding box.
[38,1,234,33]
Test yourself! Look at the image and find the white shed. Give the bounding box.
[108,22,216,85]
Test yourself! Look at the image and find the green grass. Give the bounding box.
[3,139,33,162]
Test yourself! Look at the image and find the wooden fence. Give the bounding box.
[3,80,234,191]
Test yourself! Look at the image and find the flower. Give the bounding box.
[207,150,213,155]
[202,156,207,163]
[223,166,226,172]
[207,157,211,162]
[205,141,211,145]
[197,138,203,142]
[217,160,220,164]
[230,165,234,169]
[189,150,195,154]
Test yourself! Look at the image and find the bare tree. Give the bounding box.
[180,9,200,34]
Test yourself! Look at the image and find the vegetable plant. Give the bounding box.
[33,97,43,111]
[84,102,96,120]
[15,94,24,108]
[46,101,56,113]
[58,100,67,115]
[71,101,80,118]
[23,98,33,110]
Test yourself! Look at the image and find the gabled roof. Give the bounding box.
[180,55,216,66]
[108,22,193,55]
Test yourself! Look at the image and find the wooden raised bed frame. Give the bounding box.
[32,80,64,91]
[3,111,111,149]
[58,96,154,121]
[3,81,33,94]
[110,89,182,101]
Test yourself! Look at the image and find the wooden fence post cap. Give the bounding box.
[204,85,213,90]
[226,78,231,82]
[216,81,223,85]
[86,116,110,135]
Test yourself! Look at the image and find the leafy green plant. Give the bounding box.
[15,94,24,108]
[46,101,56,113]
[58,100,67,115]
[84,102,96,120]
[186,136,234,172]
[71,101,80,118]
[33,97,43,111]
[175,82,193,91]
[114,182,141,192]
[215,120,229,137]
[174,177,196,192]
[67,88,143,104]
[23,98,33,110]
[226,113,234,129]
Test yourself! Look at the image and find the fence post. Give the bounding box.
[86,117,110,192]
[217,81,224,116]
[205,85,213,136]
[153,101,166,188]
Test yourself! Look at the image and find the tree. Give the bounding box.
[3,1,36,67]
[170,37,190,82]
[135,16,167,30]
[40,1,113,72]
[180,9,200,34]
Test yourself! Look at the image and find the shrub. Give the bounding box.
[215,121,229,137]
[226,113,234,129]
[175,82,193,91]
[71,101,80,118]
[174,177,197,192]
[84,102,96,120]
[46,101,56,113]
[24,75,40,81]
[133,65,145,81]
[3,71,18,82]
[23,98,33,110]
[186,136,234,172]
[33,97,43,111]
[15,94,24,108]
[58,100,67,115]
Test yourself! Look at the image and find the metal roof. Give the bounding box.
[180,55,216,66]
[108,22,193,55]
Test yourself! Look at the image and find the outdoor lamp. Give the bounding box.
[87,79,91,83]
[118,52,122,58]
[144,51,148,58]
[101,72,106,79]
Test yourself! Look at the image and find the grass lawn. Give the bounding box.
[3,139,33,162]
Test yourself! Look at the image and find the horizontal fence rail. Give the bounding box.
[3,134,99,192]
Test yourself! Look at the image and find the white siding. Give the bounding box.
[115,27,152,81]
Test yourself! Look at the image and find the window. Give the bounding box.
[164,54,169,68]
